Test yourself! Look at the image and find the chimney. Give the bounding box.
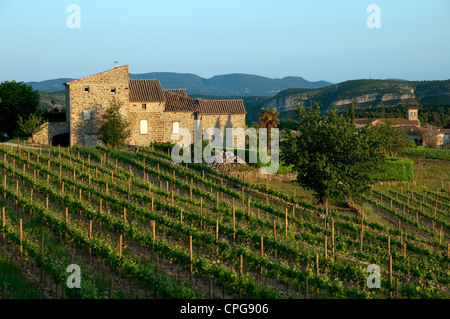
[114,61,118,68]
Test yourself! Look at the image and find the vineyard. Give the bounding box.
[0,142,448,299]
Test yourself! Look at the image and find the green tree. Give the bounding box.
[258,107,280,153]
[17,113,47,143]
[97,98,131,148]
[0,81,40,139]
[281,104,385,204]
[370,121,410,156]
[347,100,355,124]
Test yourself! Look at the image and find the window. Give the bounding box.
[173,122,180,134]
[111,88,116,94]
[142,104,147,110]
[82,110,90,120]
[140,120,148,134]
[84,87,90,93]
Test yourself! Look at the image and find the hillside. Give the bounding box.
[26,73,332,96]
[256,79,450,122]
[0,142,448,300]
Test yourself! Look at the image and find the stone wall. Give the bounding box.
[212,163,298,182]
[128,104,196,146]
[32,121,69,145]
[67,66,130,146]
[199,114,246,148]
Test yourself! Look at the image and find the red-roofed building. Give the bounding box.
[353,107,448,147]
[34,63,246,147]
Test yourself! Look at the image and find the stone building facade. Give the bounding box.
[54,64,246,147]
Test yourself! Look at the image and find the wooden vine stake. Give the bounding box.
[216,192,219,210]
[285,208,288,239]
[215,219,219,255]
[360,229,363,253]
[2,207,5,242]
[65,207,68,239]
[232,205,236,245]
[152,220,156,245]
[200,197,203,229]
[331,219,335,259]
[260,236,264,281]
[247,197,251,224]
[189,236,193,286]
[273,220,277,259]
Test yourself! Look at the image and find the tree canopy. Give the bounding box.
[281,104,386,204]
[97,98,131,148]
[17,113,47,143]
[0,81,40,139]
[370,121,410,156]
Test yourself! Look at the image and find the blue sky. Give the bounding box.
[0,0,449,83]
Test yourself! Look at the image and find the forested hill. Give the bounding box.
[257,79,450,121]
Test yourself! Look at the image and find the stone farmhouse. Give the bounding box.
[34,63,246,147]
[354,107,450,147]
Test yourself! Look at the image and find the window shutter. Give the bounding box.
[140,120,148,134]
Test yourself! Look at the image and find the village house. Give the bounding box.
[34,63,246,148]
[354,107,450,147]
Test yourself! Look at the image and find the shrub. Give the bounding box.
[374,157,414,181]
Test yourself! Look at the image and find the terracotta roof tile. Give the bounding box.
[353,118,420,126]
[197,100,246,115]
[164,89,189,98]
[164,91,198,112]
[129,79,166,102]
[64,65,129,85]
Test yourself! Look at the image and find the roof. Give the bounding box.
[129,79,166,102]
[64,65,129,85]
[164,89,189,98]
[402,125,423,135]
[353,118,420,127]
[164,91,198,112]
[197,100,246,115]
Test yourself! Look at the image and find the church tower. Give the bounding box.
[407,107,419,121]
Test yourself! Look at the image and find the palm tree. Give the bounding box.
[258,107,280,153]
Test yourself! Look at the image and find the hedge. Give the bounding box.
[374,157,414,181]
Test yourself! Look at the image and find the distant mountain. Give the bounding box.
[249,79,450,123]
[26,78,75,92]
[26,72,332,96]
